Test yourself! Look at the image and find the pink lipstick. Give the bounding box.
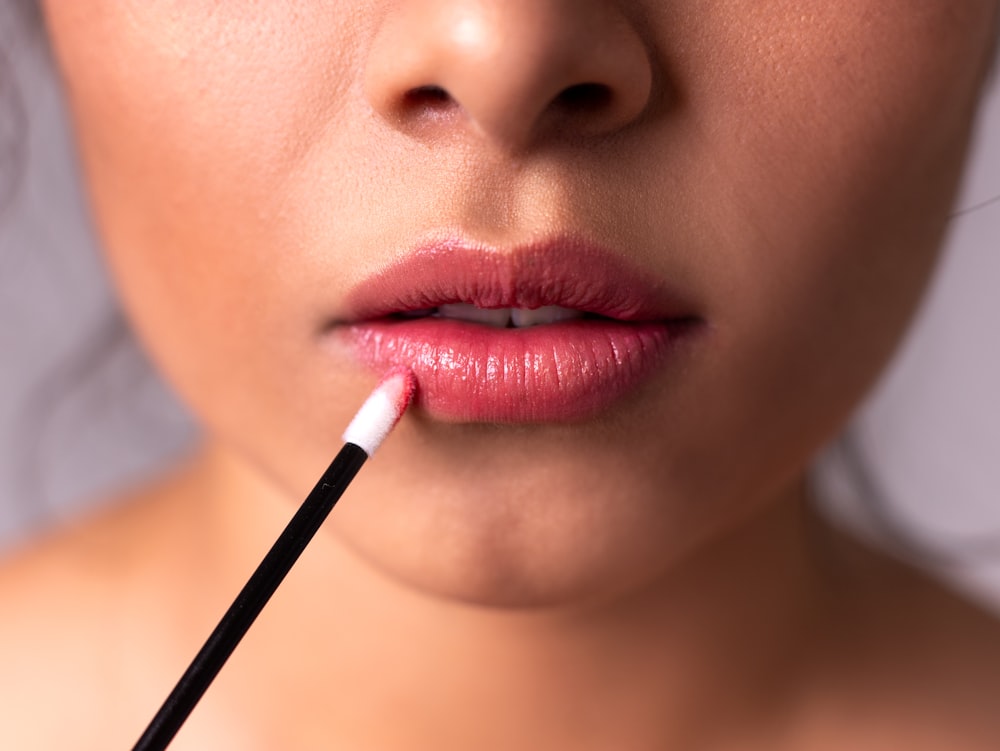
[338,236,700,422]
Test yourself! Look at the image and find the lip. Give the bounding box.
[333,236,701,422]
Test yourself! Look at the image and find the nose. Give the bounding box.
[365,0,654,150]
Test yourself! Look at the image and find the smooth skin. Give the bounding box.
[3,1,1000,748]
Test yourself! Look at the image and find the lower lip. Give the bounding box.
[342,318,695,422]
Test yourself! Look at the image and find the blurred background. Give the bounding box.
[2,6,999,610]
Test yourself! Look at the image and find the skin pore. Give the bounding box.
[2,1,1000,749]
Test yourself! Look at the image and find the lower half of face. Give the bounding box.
[43,0,999,606]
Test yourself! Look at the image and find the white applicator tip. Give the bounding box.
[342,368,417,456]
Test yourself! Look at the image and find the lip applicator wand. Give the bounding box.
[132,368,417,751]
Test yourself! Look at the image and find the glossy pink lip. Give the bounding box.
[334,237,701,422]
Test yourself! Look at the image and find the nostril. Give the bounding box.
[366,1,654,146]
[403,85,455,110]
[553,83,613,113]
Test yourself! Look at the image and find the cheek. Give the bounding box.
[45,2,359,277]
[42,2,377,443]
[677,1,992,372]
[756,7,988,381]
[606,2,999,506]
[711,2,992,267]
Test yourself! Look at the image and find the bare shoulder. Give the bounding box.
[884,569,1000,749]
[0,462,203,750]
[807,535,1000,750]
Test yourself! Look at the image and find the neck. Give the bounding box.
[193,442,841,750]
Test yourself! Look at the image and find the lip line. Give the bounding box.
[338,234,698,325]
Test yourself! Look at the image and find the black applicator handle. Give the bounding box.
[131,442,368,751]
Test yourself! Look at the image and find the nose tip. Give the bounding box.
[365,0,654,150]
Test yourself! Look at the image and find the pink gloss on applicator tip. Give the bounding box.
[343,367,418,455]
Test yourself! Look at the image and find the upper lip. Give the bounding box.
[341,234,695,323]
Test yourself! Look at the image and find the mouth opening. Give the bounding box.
[389,303,614,329]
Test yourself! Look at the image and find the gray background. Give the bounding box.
[2,12,999,609]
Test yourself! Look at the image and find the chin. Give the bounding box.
[321,443,763,611]
[328,520,667,611]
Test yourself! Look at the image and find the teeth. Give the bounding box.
[435,303,512,328]
[509,306,582,328]
[433,304,584,328]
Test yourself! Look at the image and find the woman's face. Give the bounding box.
[43,1,998,606]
